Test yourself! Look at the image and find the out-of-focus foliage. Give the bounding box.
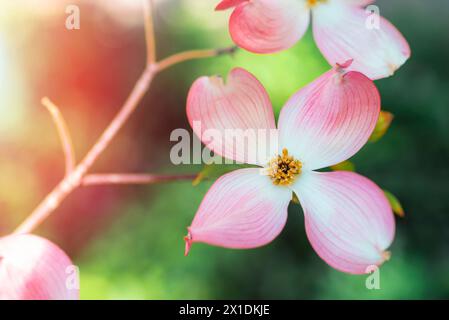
[78,0,449,299]
[384,190,405,218]
[1,0,449,299]
[330,161,356,172]
[192,163,246,186]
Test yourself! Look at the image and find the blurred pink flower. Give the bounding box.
[216,0,410,80]
[185,63,395,274]
[0,234,79,300]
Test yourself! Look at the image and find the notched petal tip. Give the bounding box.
[335,59,354,70]
[187,68,275,166]
[184,229,193,256]
[215,0,247,11]
[335,59,355,77]
[206,67,254,87]
[215,3,226,11]
[208,75,225,87]
[313,3,411,80]
[278,64,380,171]
[333,59,358,84]
[229,0,310,54]
[201,68,247,90]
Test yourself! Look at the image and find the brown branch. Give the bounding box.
[156,46,238,72]
[13,3,236,235]
[41,97,76,176]
[143,0,156,65]
[82,173,197,186]
[14,66,156,235]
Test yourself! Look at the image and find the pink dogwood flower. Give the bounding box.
[185,63,395,274]
[216,0,410,80]
[0,234,79,300]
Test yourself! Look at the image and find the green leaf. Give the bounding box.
[384,190,405,217]
[369,111,394,143]
[330,160,356,172]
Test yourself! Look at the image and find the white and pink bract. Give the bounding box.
[185,63,395,274]
[0,234,79,300]
[216,0,410,80]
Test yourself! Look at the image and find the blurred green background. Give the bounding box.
[0,0,448,299]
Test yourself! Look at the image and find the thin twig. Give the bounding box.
[82,173,197,186]
[143,0,156,65]
[14,66,156,235]
[156,46,238,72]
[13,4,236,235]
[41,97,76,176]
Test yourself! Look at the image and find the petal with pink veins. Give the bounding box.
[293,171,395,274]
[0,234,79,300]
[229,0,310,53]
[215,0,248,11]
[187,68,277,166]
[312,1,410,80]
[278,64,380,171]
[185,168,292,254]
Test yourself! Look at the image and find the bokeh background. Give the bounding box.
[0,0,448,299]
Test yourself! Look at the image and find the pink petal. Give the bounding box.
[228,0,310,53]
[187,68,277,165]
[278,63,380,171]
[0,234,79,300]
[293,171,395,274]
[312,1,410,80]
[185,168,291,254]
[215,0,248,11]
[344,0,375,6]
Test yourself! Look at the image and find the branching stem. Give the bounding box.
[13,1,235,235]
[41,97,76,176]
[82,173,197,186]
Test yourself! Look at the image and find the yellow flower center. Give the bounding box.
[307,0,327,8]
[267,148,302,186]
